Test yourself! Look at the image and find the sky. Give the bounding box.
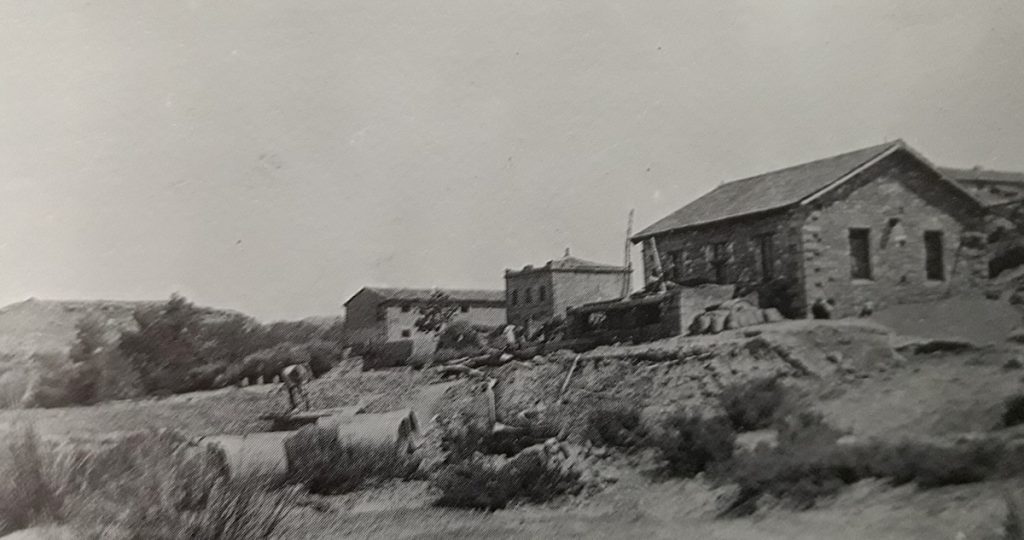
[1,0,1023,321]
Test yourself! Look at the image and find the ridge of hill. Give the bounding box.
[0,297,247,366]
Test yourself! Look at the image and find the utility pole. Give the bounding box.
[621,209,634,298]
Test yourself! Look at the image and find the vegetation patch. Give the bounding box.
[720,411,1018,516]
[719,377,788,432]
[0,425,296,539]
[433,452,582,511]
[584,403,648,450]
[652,410,736,478]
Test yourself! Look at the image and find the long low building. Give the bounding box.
[342,286,506,348]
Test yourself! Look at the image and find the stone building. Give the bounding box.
[504,251,630,327]
[343,287,506,348]
[632,140,990,318]
[940,167,1024,207]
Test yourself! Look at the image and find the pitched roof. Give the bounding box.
[938,167,1024,184]
[347,287,505,306]
[506,254,628,275]
[634,142,898,239]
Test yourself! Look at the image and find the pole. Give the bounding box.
[622,209,634,298]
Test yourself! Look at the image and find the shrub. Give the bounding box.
[585,404,647,449]
[0,426,67,535]
[654,411,735,478]
[0,370,30,409]
[720,410,1013,515]
[439,414,489,463]
[432,460,511,510]
[719,377,787,432]
[1005,394,1024,428]
[433,452,581,510]
[284,425,411,495]
[436,320,483,352]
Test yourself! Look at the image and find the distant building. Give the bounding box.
[633,140,990,318]
[940,167,1024,207]
[342,287,506,348]
[504,251,630,327]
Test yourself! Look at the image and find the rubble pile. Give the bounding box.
[689,298,785,335]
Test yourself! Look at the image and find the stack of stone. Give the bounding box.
[688,299,785,335]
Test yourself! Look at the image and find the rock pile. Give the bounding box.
[689,299,785,335]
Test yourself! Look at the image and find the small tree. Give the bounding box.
[414,290,459,336]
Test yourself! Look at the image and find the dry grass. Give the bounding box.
[0,425,296,539]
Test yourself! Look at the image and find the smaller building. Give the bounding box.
[941,167,1024,207]
[566,284,734,343]
[343,287,506,349]
[504,250,630,328]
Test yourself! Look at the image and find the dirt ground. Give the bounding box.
[3,308,1024,539]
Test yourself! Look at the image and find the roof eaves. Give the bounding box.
[630,205,794,243]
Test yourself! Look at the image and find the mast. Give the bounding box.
[621,209,634,298]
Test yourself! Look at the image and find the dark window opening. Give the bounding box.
[538,286,546,302]
[460,304,469,313]
[711,242,729,284]
[758,234,775,282]
[401,329,411,338]
[925,231,945,281]
[849,228,872,280]
[636,304,662,326]
[668,250,685,281]
[525,287,533,304]
[510,290,518,306]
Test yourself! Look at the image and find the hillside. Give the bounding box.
[0,297,247,366]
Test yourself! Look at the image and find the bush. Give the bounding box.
[0,427,295,539]
[720,410,1013,515]
[585,404,647,449]
[433,452,581,510]
[719,377,787,432]
[0,426,67,535]
[654,411,735,478]
[1004,394,1024,428]
[284,425,412,495]
[436,320,483,352]
[439,414,490,463]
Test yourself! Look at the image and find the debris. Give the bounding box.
[559,355,582,397]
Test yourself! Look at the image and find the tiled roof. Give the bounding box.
[354,287,505,305]
[634,142,900,239]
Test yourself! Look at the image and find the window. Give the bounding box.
[711,242,730,284]
[401,329,411,338]
[460,304,469,313]
[525,287,533,304]
[400,304,411,313]
[538,286,546,302]
[667,250,685,281]
[849,228,872,280]
[925,231,945,281]
[511,289,518,306]
[758,234,775,282]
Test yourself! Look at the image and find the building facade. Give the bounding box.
[343,287,506,347]
[633,141,990,318]
[504,252,630,326]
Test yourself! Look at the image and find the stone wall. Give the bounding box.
[800,153,988,317]
[550,271,629,319]
[641,209,807,314]
[505,271,555,326]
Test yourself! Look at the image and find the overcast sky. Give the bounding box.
[1,1,1022,321]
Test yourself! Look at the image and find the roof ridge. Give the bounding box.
[715,141,897,189]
